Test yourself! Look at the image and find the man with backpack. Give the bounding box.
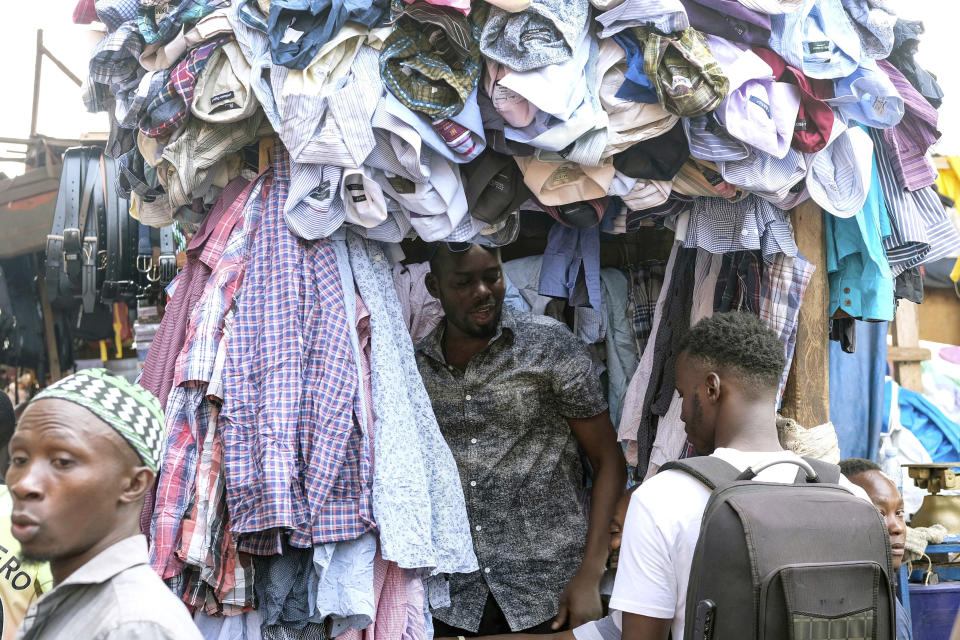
[611,312,881,640]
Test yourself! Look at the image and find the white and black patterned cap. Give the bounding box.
[31,369,165,472]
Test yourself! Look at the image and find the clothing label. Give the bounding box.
[310,180,331,202]
[873,96,888,116]
[520,27,553,44]
[723,15,746,36]
[547,164,584,188]
[806,40,831,54]
[211,91,236,104]
[701,167,724,187]
[281,26,305,44]
[749,95,772,119]
[346,183,367,203]
[671,76,693,91]
[795,118,808,131]
[386,175,415,194]
[490,175,510,193]
[209,102,240,114]
[492,85,524,108]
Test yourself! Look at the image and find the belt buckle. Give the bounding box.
[62,227,81,270]
[158,253,176,284]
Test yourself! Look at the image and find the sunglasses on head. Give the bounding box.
[427,242,474,260]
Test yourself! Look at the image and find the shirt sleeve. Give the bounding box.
[609,493,678,620]
[97,621,199,640]
[549,326,608,419]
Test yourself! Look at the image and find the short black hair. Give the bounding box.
[679,311,786,391]
[427,243,500,274]
[839,458,881,478]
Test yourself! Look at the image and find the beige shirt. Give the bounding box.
[17,535,201,640]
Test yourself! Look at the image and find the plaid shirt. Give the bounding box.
[177,417,255,615]
[379,15,481,119]
[759,252,815,399]
[95,0,140,32]
[222,141,374,548]
[87,21,145,113]
[626,262,666,355]
[714,250,762,315]
[138,0,227,45]
[141,36,232,139]
[150,176,267,580]
[639,26,728,118]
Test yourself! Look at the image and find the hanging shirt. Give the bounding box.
[415,307,608,632]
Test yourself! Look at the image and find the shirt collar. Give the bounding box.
[417,305,517,365]
[52,535,148,591]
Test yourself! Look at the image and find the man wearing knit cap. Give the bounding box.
[6,369,201,640]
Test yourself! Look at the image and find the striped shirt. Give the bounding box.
[868,126,960,276]
[876,60,941,191]
[596,0,689,38]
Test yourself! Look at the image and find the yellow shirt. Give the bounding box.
[0,487,51,640]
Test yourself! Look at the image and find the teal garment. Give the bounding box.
[825,145,896,321]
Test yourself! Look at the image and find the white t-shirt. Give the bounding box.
[609,448,870,640]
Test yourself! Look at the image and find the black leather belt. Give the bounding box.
[45,148,84,304]
[158,224,177,287]
[101,154,139,305]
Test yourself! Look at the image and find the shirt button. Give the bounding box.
[843,287,851,294]
[484,567,491,574]
[471,438,477,444]
[475,525,482,532]
[470,480,477,487]
[465,394,472,401]
[845,299,852,306]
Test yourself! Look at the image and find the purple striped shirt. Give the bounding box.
[877,59,941,192]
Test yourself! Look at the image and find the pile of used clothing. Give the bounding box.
[71,0,958,636]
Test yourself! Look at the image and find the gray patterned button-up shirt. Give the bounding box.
[416,307,608,632]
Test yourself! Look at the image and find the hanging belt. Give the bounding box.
[158,224,177,287]
[80,154,104,312]
[45,148,84,302]
[64,151,100,294]
[101,155,138,304]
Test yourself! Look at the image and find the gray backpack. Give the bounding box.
[659,456,896,640]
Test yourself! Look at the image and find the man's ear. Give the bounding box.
[425,272,441,300]
[704,372,721,403]
[119,467,155,504]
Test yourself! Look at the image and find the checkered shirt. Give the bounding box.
[379,15,481,119]
[177,418,255,614]
[138,0,227,45]
[95,0,140,32]
[149,176,266,581]
[626,262,666,355]
[221,140,374,547]
[639,26,729,118]
[714,250,762,315]
[140,36,232,139]
[759,252,815,399]
[87,21,145,114]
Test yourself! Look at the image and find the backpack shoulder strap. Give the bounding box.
[659,457,742,490]
[794,457,842,484]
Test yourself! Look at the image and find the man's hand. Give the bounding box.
[552,569,603,630]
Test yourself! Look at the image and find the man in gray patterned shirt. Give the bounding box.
[416,243,627,637]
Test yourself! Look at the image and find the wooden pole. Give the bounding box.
[891,301,928,393]
[36,271,62,383]
[30,30,43,138]
[780,200,830,428]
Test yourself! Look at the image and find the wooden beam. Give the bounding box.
[36,271,61,383]
[30,30,43,138]
[887,346,932,363]
[781,200,830,428]
[892,301,924,393]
